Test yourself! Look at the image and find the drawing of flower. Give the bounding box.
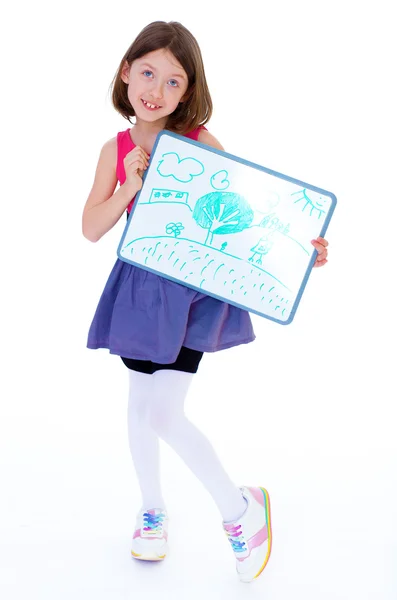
[166,222,185,237]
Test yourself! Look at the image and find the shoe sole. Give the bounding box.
[131,540,168,561]
[244,487,272,582]
[131,550,167,561]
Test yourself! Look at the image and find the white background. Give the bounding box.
[1,1,396,598]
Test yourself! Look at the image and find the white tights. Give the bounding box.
[127,369,247,523]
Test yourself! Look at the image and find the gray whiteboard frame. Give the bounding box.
[117,130,337,325]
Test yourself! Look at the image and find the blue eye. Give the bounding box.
[142,70,178,87]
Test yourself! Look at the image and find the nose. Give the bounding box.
[150,82,164,100]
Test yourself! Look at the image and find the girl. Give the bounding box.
[82,21,329,583]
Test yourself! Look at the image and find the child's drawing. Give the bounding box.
[157,152,204,182]
[253,191,280,223]
[210,170,230,190]
[192,191,254,246]
[249,235,274,265]
[258,212,289,234]
[166,222,185,237]
[291,188,328,219]
[118,132,336,323]
[144,188,190,208]
[122,235,291,312]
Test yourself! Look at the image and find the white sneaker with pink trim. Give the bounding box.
[223,486,272,582]
[131,508,169,561]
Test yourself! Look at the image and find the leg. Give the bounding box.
[127,369,166,510]
[147,370,247,523]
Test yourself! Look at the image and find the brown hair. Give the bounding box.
[110,21,213,135]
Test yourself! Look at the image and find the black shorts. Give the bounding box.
[120,346,204,375]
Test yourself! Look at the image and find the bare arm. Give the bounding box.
[82,137,139,242]
[82,130,222,243]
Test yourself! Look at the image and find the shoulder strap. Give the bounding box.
[116,129,134,184]
[184,125,208,141]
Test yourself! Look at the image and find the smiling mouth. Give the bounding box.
[141,99,161,110]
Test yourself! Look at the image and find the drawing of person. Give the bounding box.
[249,235,274,265]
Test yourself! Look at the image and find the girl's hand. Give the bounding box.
[123,146,150,191]
[311,237,329,267]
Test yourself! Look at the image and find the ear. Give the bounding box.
[121,61,131,84]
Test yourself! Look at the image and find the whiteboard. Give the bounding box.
[117,131,336,324]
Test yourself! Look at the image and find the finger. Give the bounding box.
[129,159,147,172]
[125,148,149,163]
[125,147,141,158]
[134,146,150,160]
[132,152,149,166]
[314,251,328,265]
[313,258,328,268]
[312,237,329,247]
[311,241,328,253]
[136,151,149,167]
[138,145,149,157]
[129,157,146,168]
[317,248,328,259]
[311,240,323,251]
[133,145,146,154]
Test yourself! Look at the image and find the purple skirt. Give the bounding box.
[87,259,255,364]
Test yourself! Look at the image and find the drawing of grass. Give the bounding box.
[122,236,292,319]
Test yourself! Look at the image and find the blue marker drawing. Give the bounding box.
[157,152,204,183]
[122,235,291,311]
[249,235,274,265]
[193,191,254,246]
[210,170,230,190]
[166,222,185,237]
[291,188,328,219]
[258,212,289,234]
[144,188,190,208]
[256,211,309,255]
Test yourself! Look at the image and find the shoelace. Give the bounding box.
[143,511,165,534]
[224,523,247,553]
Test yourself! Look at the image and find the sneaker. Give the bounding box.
[223,486,272,582]
[131,508,169,561]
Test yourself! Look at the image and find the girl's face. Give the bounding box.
[122,49,189,123]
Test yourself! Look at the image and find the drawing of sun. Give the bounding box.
[291,188,329,219]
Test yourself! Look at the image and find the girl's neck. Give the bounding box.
[135,115,167,134]
[130,117,168,152]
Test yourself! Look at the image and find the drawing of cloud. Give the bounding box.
[210,170,230,190]
[156,152,204,183]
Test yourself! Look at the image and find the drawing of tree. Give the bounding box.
[193,192,254,246]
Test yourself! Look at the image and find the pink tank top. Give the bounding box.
[116,126,208,213]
